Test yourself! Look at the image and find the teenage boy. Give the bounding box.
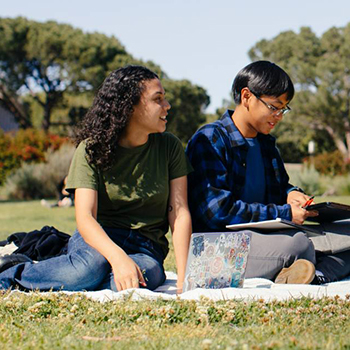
[186,61,350,284]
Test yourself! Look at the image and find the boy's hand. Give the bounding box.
[290,202,318,224]
[287,191,311,206]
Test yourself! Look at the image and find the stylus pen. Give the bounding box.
[302,196,315,209]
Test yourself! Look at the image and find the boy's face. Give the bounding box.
[244,91,290,137]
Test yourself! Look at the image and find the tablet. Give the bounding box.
[305,202,350,222]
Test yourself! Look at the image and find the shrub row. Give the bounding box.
[305,150,350,176]
[4,143,76,200]
[288,164,350,197]
[0,129,69,185]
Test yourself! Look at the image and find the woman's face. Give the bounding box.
[128,78,171,135]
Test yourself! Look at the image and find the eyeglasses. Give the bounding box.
[252,92,291,116]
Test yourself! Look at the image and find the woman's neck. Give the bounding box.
[118,129,149,148]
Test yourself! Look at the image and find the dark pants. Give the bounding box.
[316,250,350,281]
[245,227,350,282]
[245,230,316,280]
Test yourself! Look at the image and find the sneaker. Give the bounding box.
[275,259,316,284]
[40,199,52,208]
[312,274,331,285]
[0,254,33,274]
[60,197,73,208]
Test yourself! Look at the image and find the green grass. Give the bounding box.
[315,196,350,204]
[0,200,76,238]
[0,200,177,272]
[1,199,350,349]
[1,292,350,349]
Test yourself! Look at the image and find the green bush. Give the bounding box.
[0,129,69,185]
[4,163,48,200]
[319,174,350,196]
[40,143,76,198]
[3,143,76,200]
[309,150,350,176]
[0,130,21,185]
[288,163,350,196]
[288,165,325,196]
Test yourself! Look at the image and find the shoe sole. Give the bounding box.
[275,259,315,284]
[0,254,33,274]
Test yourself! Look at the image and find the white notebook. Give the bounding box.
[226,218,320,235]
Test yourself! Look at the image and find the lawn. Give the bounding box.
[1,199,350,349]
[0,200,76,238]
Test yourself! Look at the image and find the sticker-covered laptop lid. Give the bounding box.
[183,231,251,292]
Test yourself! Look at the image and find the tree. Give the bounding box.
[0,17,131,130]
[249,25,350,161]
[162,79,210,143]
[0,83,31,128]
[0,17,209,142]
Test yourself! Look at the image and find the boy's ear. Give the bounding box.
[241,87,252,108]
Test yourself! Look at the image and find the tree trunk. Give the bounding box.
[0,84,32,129]
[41,103,52,131]
[346,130,350,161]
[41,93,58,131]
[324,124,349,161]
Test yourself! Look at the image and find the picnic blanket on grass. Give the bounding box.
[2,244,350,302]
[62,271,350,302]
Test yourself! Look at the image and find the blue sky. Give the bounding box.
[3,0,350,112]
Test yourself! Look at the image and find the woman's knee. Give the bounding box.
[130,254,165,291]
[63,247,111,290]
[68,231,109,272]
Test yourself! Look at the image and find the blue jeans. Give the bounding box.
[0,228,166,291]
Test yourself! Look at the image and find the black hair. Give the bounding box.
[75,65,159,170]
[232,61,294,104]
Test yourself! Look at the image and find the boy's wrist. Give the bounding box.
[287,186,305,194]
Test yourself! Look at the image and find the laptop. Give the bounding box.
[182,231,251,292]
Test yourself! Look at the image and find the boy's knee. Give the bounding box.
[289,232,316,263]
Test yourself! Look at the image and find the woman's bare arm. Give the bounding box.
[168,176,192,293]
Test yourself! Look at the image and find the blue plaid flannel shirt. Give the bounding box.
[186,110,296,232]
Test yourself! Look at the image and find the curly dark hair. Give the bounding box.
[75,65,159,170]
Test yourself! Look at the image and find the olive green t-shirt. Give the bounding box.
[66,132,192,257]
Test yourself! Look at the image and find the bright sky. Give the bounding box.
[3,0,350,112]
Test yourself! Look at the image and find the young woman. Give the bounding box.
[0,66,192,292]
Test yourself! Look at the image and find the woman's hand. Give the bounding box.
[176,281,183,295]
[75,188,146,292]
[110,252,147,291]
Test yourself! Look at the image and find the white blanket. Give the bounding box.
[71,272,350,302]
[3,242,349,302]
